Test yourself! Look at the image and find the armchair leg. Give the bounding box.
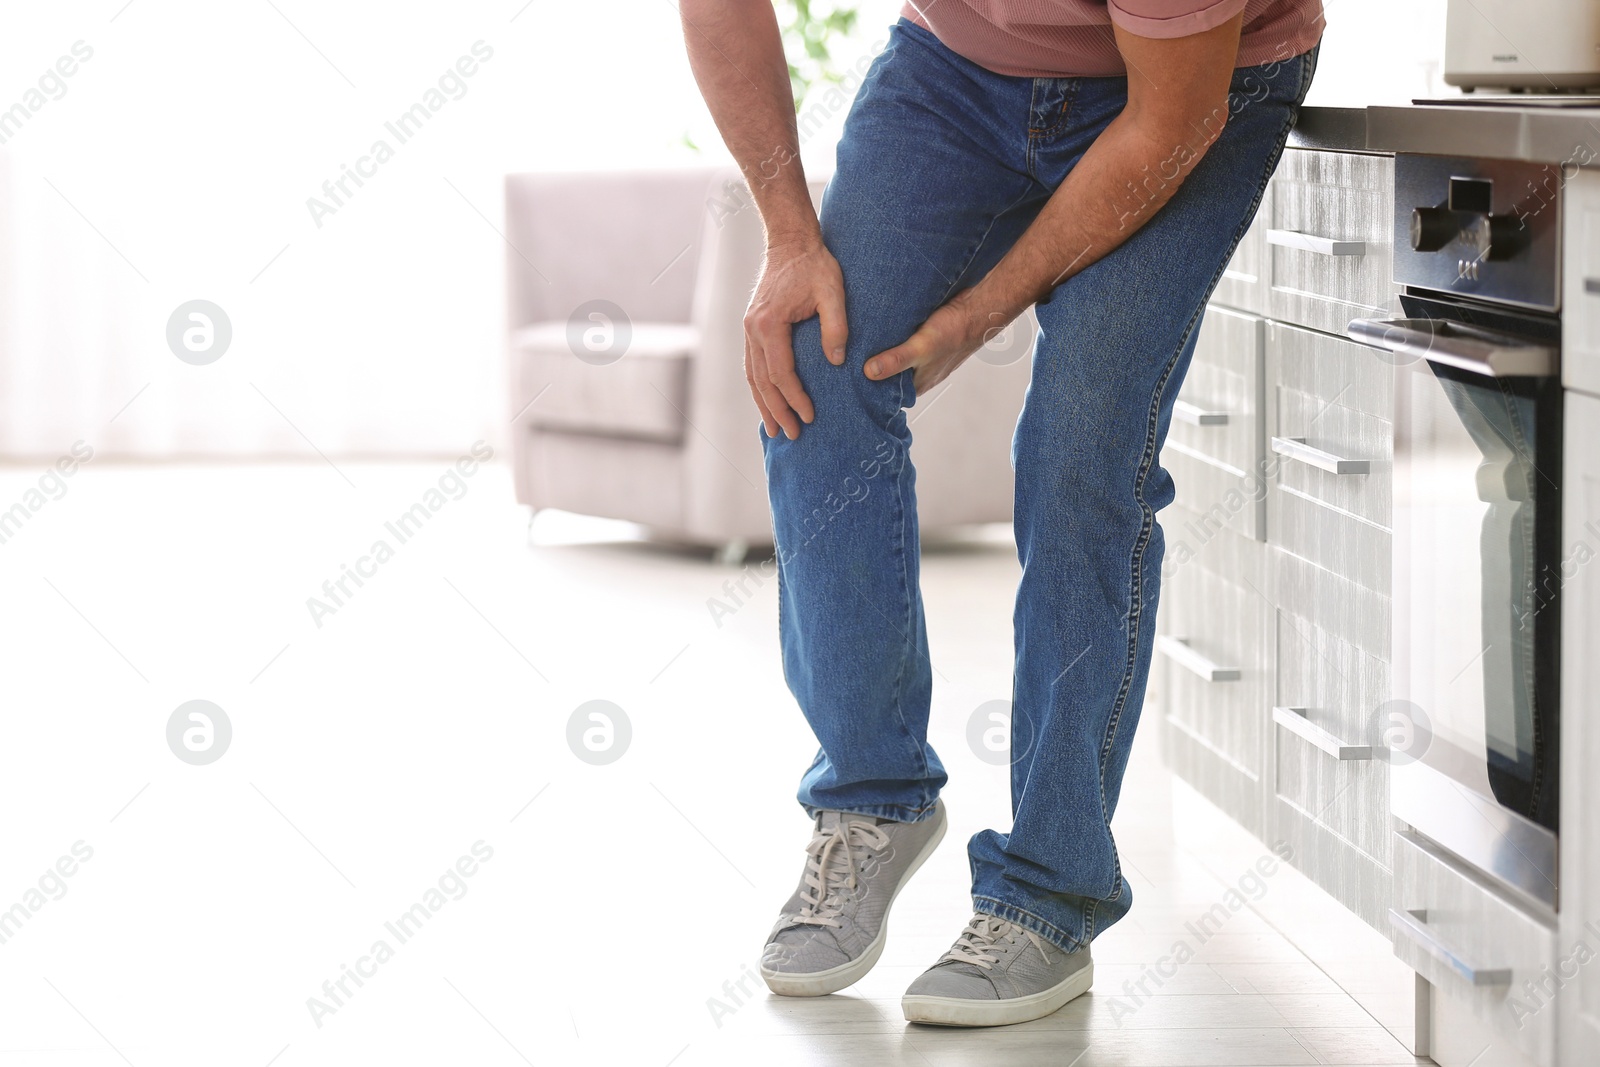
[714,538,749,567]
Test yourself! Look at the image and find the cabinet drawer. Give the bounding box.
[1273,602,1391,869]
[1266,321,1394,530]
[1270,487,1391,593]
[1392,831,1556,1066]
[1166,306,1266,540]
[1275,549,1389,662]
[1212,209,1267,315]
[1157,520,1270,834]
[1266,149,1396,335]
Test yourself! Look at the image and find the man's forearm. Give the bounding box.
[680,0,818,245]
[971,111,1223,332]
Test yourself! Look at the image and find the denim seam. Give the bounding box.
[1025,79,1080,179]
[1028,78,1080,136]
[802,800,939,822]
[937,181,1039,303]
[888,382,930,787]
[973,895,1086,953]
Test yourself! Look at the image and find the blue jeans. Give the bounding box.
[761,18,1318,952]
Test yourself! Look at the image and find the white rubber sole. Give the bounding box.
[760,804,948,998]
[901,959,1094,1027]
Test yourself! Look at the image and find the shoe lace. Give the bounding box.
[791,818,891,928]
[939,914,1053,971]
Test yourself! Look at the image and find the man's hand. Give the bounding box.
[862,288,1001,396]
[744,235,849,439]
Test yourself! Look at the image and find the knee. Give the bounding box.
[769,319,913,448]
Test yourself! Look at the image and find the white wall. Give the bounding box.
[1307,0,1451,106]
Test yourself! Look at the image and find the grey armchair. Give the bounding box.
[505,166,1034,559]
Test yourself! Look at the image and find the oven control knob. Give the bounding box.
[1411,207,1458,251]
[1466,214,1520,261]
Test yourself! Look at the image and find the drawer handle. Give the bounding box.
[1389,908,1513,988]
[1585,278,1600,295]
[1266,228,1366,257]
[1272,706,1373,760]
[1173,399,1229,426]
[1155,636,1240,682]
[1270,436,1370,475]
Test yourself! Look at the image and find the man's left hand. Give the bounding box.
[863,288,1011,395]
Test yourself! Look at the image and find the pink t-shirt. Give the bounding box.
[900,0,1325,77]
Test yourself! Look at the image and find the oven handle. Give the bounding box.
[1389,908,1513,987]
[1347,317,1558,377]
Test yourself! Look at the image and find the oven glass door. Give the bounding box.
[1382,313,1562,907]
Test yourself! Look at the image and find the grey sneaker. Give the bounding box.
[902,913,1093,1026]
[759,799,947,997]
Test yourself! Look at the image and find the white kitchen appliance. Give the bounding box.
[1445,0,1600,92]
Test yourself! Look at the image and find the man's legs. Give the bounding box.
[964,49,1321,953]
[763,19,1044,823]
[757,18,1050,996]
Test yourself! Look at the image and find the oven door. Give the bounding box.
[1351,311,1563,910]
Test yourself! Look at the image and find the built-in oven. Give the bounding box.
[1350,152,1566,911]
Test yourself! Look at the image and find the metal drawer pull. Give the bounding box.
[1154,636,1240,682]
[1389,908,1513,987]
[1266,228,1366,257]
[1347,317,1558,378]
[1270,436,1370,475]
[1173,399,1228,426]
[1585,278,1600,295]
[1272,706,1373,760]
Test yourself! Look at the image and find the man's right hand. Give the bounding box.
[742,234,850,440]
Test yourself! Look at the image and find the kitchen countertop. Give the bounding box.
[1289,102,1600,163]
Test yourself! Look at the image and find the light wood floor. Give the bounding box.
[0,461,1426,1066]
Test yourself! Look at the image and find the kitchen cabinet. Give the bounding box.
[1157,306,1273,836]
[1265,150,1397,336]
[1559,391,1600,1067]
[1264,320,1396,931]
[1157,504,1272,838]
[1394,831,1557,1067]
[1157,145,1399,935]
[1163,305,1267,542]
